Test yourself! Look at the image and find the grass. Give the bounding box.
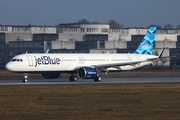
[0,84,180,120]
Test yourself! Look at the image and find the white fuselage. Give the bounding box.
[5,53,157,73]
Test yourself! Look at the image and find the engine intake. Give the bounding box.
[78,67,98,79]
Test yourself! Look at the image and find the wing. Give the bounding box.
[67,60,148,71]
[95,60,147,68]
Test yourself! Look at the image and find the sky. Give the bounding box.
[0,0,180,27]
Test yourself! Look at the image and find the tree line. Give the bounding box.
[108,19,180,29]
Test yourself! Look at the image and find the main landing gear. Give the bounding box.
[22,73,28,83]
[94,76,102,82]
[69,75,78,82]
[69,75,102,82]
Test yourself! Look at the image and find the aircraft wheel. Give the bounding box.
[73,76,78,82]
[69,76,78,82]
[22,78,27,83]
[94,76,102,82]
[23,73,28,83]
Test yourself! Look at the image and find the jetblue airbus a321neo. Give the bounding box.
[6,27,161,82]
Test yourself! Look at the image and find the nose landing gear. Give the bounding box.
[22,73,28,83]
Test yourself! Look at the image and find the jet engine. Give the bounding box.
[78,67,98,79]
[41,72,60,79]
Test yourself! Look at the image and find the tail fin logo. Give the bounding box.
[133,26,157,55]
[142,44,152,49]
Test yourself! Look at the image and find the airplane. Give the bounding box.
[5,26,160,83]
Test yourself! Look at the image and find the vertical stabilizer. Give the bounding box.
[133,27,157,55]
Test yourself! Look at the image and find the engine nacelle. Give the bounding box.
[41,72,60,79]
[78,67,98,79]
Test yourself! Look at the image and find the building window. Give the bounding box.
[40,42,44,47]
[14,43,18,47]
[33,34,58,41]
[64,28,68,32]
[19,42,23,47]
[0,51,4,55]
[122,29,129,34]
[5,27,8,31]
[44,36,49,40]
[24,42,28,47]
[9,43,13,47]
[101,28,108,33]
[47,43,51,47]
[53,35,58,40]
[177,36,180,41]
[0,34,5,40]
[100,41,105,48]
[69,28,73,32]
[37,36,43,40]
[34,43,39,47]
[25,27,29,31]
[167,30,174,34]
[29,42,33,47]
[132,35,144,41]
[1,26,4,31]
[9,51,14,56]
[81,28,85,32]
[87,28,98,32]
[74,28,77,32]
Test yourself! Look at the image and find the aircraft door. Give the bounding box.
[27,55,33,66]
[136,55,141,61]
[136,55,141,66]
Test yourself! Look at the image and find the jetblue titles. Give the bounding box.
[35,56,60,67]
[142,44,152,49]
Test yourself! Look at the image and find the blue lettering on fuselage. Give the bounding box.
[34,56,60,67]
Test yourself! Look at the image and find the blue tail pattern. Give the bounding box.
[133,27,157,55]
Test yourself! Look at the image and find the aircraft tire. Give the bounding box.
[22,78,27,83]
[94,76,102,82]
[69,76,78,82]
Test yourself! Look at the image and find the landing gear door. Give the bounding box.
[27,55,33,66]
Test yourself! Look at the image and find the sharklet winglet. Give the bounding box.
[46,49,50,54]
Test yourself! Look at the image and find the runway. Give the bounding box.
[0,77,180,86]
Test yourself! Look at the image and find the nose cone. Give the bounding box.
[5,62,11,71]
[5,62,15,71]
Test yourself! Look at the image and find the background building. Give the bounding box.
[1,19,180,68]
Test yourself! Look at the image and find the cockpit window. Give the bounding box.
[11,59,23,62]
[12,59,16,62]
